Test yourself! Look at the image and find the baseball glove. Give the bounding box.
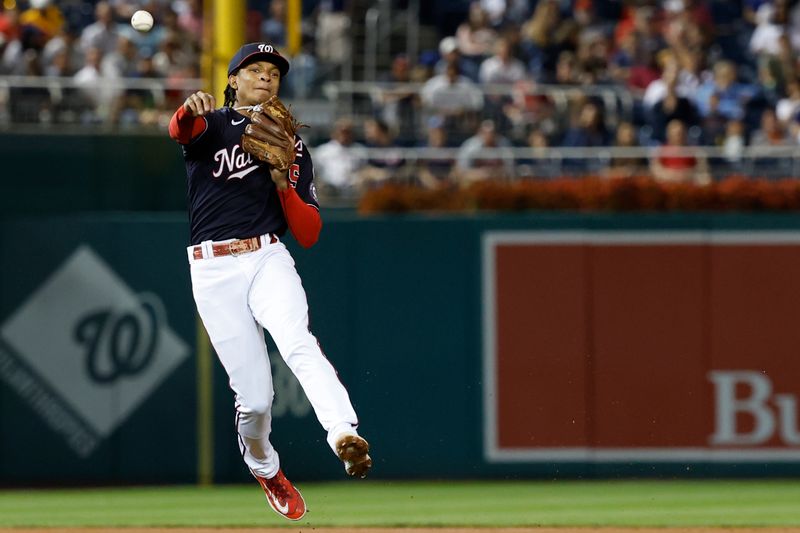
[241,95,305,171]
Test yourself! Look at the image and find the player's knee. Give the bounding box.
[238,394,273,417]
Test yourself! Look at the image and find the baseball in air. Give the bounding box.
[131,10,154,32]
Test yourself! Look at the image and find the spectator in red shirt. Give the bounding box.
[650,119,710,184]
[616,5,666,95]
[0,5,20,43]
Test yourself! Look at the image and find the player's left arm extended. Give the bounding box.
[271,169,322,248]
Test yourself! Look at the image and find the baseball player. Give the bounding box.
[168,43,372,521]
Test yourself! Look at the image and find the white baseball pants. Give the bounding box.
[189,235,359,478]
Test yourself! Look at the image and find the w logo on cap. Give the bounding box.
[228,42,289,76]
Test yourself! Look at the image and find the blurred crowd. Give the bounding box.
[0,0,343,124]
[313,0,800,195]
[0,0,202,125]
[2,0,800,192]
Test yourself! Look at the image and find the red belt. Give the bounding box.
[191,234,277,260]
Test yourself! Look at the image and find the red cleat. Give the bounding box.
[254,469,307,521]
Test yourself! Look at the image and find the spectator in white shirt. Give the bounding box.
[313,118,368,196]
[74,46,105,107]
[481,0,507,26]
[776,78,800,125]
[421,62,485,143]
[479,37,527,85]
[642,50,700,109]
[750,3,784,57]
[421,62,484,114]
[80,2,118,55]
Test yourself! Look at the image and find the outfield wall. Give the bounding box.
[0,134,187,214]
[1,211,800,485]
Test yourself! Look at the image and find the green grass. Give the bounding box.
[1,480,799,527]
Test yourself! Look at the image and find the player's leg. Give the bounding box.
[190,258,279,478]
[246,242,370,475]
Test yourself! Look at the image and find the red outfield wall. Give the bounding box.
[483,232,800,462]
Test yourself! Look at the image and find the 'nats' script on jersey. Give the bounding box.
[180,107,319,245]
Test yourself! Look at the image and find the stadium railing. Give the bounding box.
[322,80,635,127]
[310,144,800,206]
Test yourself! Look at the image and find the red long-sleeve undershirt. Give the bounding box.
[168,106,322,248]
[168,105,206,144]
[277,187,322,248]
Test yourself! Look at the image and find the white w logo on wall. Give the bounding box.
[0,246,189,457]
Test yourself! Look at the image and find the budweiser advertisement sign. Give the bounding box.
[482,231,800,462]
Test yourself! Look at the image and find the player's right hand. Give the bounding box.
[184,91,216,116]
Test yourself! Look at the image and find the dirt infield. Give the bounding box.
[0,526,800,533]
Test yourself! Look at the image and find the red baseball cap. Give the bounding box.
[227,43,290,76]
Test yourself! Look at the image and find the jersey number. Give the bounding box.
[289,163,300,188]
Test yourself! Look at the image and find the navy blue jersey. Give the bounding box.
[179,106,319,245]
